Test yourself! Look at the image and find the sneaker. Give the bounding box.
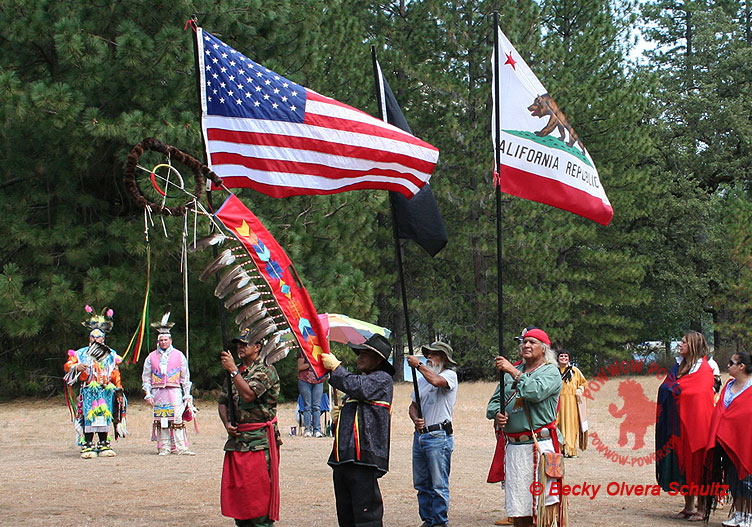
[723,512,744,527]
[175,449,196,456]
[304,430,313,438]
[314,431,324,438]
[739,513,752,527]
[158,450,170,456]
[80,444,98,459]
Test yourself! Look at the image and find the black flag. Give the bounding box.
[375,59,448,257]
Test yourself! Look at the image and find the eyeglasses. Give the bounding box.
[729,360,741,367]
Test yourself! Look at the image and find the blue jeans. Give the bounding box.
[413,430,453,526]
[298,380,323,433]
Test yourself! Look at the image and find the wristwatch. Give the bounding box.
[230,370,239,379]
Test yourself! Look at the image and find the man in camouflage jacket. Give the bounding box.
[219,330,282,527]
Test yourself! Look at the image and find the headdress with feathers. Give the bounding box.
[150,306,175,336]
[82,305,114,334]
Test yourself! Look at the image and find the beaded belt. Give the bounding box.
[506,426,551,443]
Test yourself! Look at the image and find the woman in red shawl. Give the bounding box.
[655,331,715,521]
[703,351,752,527]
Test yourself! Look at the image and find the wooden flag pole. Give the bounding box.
[371,47,422,418]
[493,12,506,403]
[190,18,235,426]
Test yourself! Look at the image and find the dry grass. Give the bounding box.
[0,375,733,526]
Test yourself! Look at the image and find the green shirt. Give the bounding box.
[486,363,562,442]
[218,357,281,452]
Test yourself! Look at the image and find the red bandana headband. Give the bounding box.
[523,328,550,346]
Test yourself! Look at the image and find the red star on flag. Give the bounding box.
[504,52,517,69]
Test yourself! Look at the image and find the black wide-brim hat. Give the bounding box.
[349,334,395,376]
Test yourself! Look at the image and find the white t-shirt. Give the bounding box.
[411,369,458,426]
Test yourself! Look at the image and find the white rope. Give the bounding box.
[193,201,198,250]
[185,198,226,233]
[133,172,235,364]
[145,204,155,229]
[143,207,150,242]
[182,209,190,361]
[160,152,170,211]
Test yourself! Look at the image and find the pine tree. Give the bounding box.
[0,0,391,398]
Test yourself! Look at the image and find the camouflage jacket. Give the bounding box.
[218,357,281,452]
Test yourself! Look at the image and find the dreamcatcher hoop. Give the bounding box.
[150,163,186,198]
[123,137,222,216]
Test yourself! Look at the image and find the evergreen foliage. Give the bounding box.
[2,0,751,400]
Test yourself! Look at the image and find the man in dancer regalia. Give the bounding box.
[63,306,124,459]
[142,310,195,455]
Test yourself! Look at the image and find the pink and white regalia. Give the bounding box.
[142,310,195,455]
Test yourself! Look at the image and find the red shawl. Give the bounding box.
[706,380,752,479]
[676,359,715,482]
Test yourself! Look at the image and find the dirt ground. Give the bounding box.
[0,374,733,526]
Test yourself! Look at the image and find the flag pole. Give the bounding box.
[371,46,422,419]
[190,17,235,426]
[493,12,505,403]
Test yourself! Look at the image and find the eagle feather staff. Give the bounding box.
[123,138,329,374]
[193,194,330,373]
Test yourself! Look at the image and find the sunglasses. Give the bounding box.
[729,360,741,367]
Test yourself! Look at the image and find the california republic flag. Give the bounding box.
[492,26,613,226]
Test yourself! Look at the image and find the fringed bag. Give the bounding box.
[524,402,569,527]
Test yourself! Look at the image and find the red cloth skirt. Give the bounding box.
[221,450,275,520]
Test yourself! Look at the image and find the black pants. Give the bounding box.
[332,463,384,527]
[84,431,108,443]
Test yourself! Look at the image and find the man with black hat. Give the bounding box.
[218,329,281,527]
[407,341,458,527]
[321,334,394,527]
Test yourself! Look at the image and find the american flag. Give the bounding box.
[197,28,439,198]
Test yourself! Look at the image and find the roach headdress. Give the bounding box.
[81,305,114,335]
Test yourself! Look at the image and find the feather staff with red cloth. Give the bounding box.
[656,331,715,521]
